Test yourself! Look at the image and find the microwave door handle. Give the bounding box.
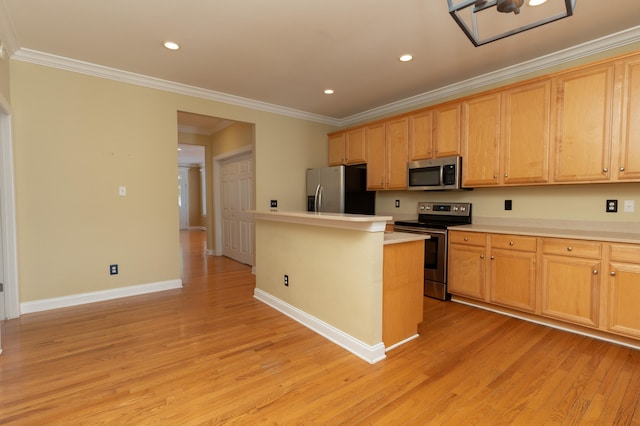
[440,165,445,185]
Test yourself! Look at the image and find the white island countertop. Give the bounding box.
[252,210,393,233]
[383,232,430,245]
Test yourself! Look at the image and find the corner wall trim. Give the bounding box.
[253,288,386,364]
[20,279,183,314]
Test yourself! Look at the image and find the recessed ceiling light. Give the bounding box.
[528,0,548,6]
[324,89,334,95]
[399,54,413,62]
[164,41,180,50]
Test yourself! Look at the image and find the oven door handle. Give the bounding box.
[394,227,447,236]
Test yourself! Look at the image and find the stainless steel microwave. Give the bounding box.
[407,156,463,191]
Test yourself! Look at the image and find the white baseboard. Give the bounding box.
[205,249,217,256]
[20,279,183,314]
[253,288,386,364]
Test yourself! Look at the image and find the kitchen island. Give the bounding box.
[252,210,427,363]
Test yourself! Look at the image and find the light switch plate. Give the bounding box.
[119,186,126,196]
[624,200,635,213]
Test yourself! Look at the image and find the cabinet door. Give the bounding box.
[345,128,366,165]
[328,133,345,166]
[541,255,601,328]
[502,80,551,185]
[490,249,537,313]
[448,244,486,300]
[366,123,386,190]
[409,110,433,160]
[607,261,640,339]
[386,117,409,190]
[551,63,615,182]
[433,103,461,157]
[462,93,501,186]
[617,56,640,181]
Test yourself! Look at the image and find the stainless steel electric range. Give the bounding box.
[394,201,472,300]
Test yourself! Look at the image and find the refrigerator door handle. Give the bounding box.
[317,185,324,212]
[314,184,321,212]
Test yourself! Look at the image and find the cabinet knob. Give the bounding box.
[504,174,508,178]
[480,254,484,259]
[493,175,497,179]
[509,241,514,246]
[567,246,573,252]
[490,256,495,260]
[593,269,599,275]
[464,237,468,241]
[610,271,616,276]
[620,167,625,172]
[603,168,609,173]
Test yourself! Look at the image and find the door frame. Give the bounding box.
[213,145,253,257]
[0,94,20,318]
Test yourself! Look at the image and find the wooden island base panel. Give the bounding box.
[252,210,428,362]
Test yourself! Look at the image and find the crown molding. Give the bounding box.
[11,48,341,127]
[339,25,640,127]
[8,25,640,129]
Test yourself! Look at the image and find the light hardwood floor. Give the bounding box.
[0,230,638,424]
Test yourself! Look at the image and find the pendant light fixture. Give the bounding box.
[448,0,576,46]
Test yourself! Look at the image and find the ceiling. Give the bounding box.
[1,0,639,123]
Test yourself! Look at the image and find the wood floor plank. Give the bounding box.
[0,229,638,424]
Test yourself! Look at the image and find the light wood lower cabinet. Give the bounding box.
[540,238,602,328]
[607,243,640,339]
[449,232,640,343]
[490,234,537,313]
[448,231,487,301]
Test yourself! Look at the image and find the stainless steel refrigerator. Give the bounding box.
[306,165,375,214]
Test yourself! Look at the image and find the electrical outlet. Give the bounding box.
[504,200,512,211]
[395,200,400,208]
[606,199,618,213]
[270,200,277,208]
[109,264,118,275]
[284,274,289,286]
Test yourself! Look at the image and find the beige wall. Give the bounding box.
[255,220,383,345]
[0,44,9,105]
[10,60,334,303]
[378,183,640,223]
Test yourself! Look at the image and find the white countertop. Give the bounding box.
[449,218,640,244]
[252,210,393,232]
[383,232,430,245]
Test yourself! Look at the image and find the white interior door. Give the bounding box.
[178,167,189,230]
[221,154,254,265]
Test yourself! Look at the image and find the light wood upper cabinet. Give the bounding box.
[433,103,462,158]
[616,55,640,181]
[328,133,345,166]
[551,63,615,182]
[385,117,409,190]
[345,128,366,165]
[462,93,501,186]
[328,129,366,166]
[365,123,386,190]
[501,80,551,185]
[408,110,433,160]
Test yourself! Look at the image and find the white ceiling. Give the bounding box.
[1,0,639,123]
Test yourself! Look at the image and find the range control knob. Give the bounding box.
[453,206,459,211]
[460,206,466,212]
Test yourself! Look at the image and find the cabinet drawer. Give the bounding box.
[609,243,640,263]
[491,234,537,252]
[542,238,601,259]
[449,231,487,246]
